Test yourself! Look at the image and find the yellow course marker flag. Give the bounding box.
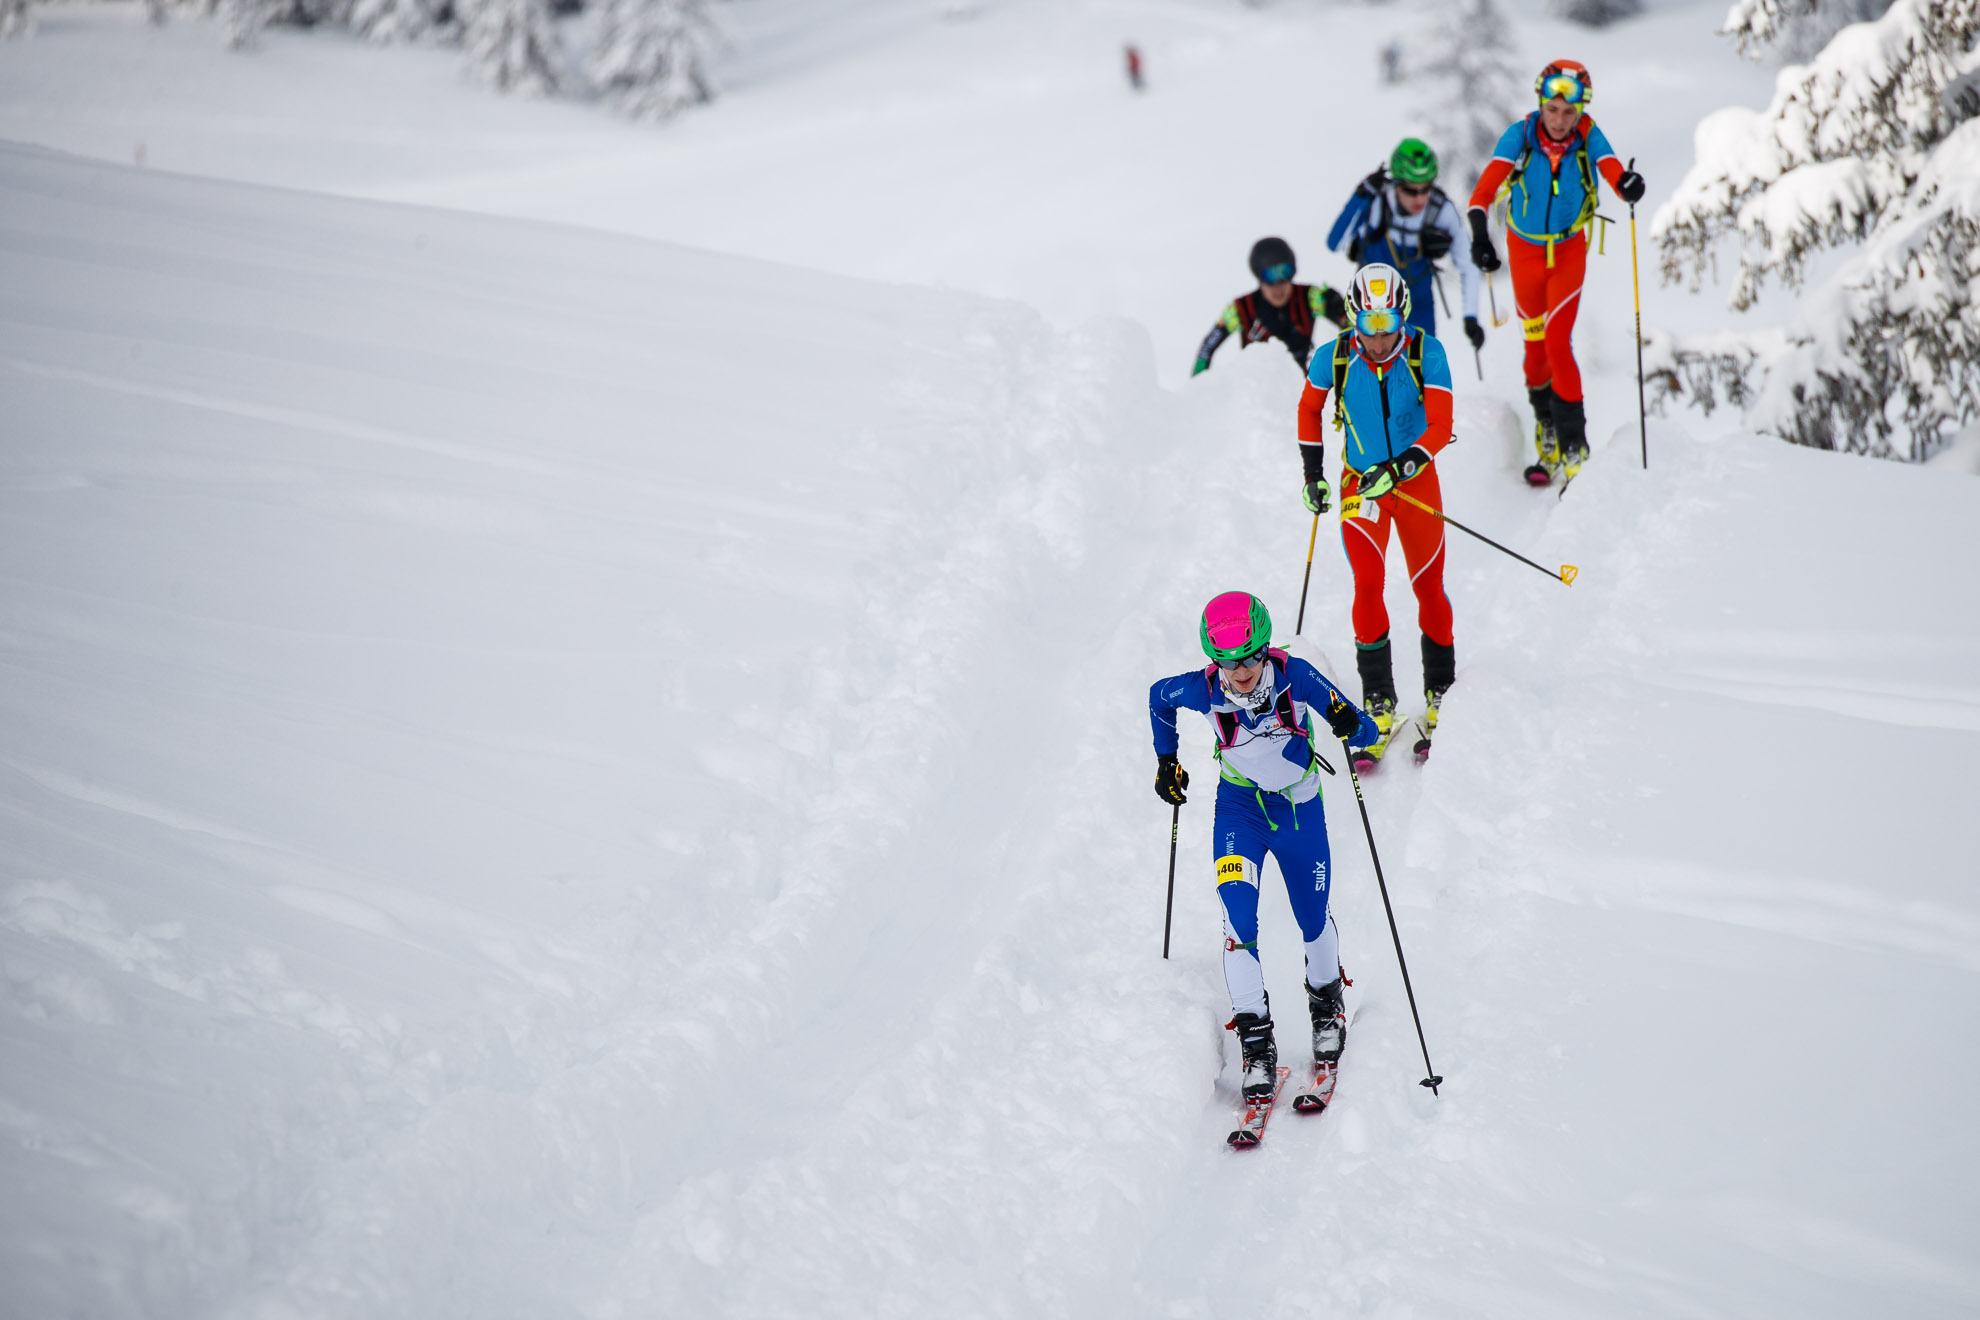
[1560,565,1579,585]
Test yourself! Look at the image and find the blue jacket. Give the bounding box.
[1303,330,1454,473]
[1485,112,1621,244]
[1150,653,1376,798]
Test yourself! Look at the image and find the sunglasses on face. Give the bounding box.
[1259,263,1295,285]
[1216,650,1267,671]
[1397,184,1432,199]
[1356,308,1404,335]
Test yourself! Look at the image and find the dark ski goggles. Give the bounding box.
[1215,648,1268,671]
[1356,307,1404,335]
[1259,263,1295,286]
[1396,183,1433,199]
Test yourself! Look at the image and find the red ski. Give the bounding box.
[1292,1060,1338,1114]
[1226,1066,1292,1148]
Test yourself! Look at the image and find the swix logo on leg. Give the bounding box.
[1314,860,1328,891]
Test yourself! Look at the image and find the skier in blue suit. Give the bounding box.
[1327,138,1484,351]
[1150,591,1376,1102]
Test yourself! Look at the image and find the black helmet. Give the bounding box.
[1248,236,1296,283]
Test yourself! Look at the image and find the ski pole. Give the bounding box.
[1293,511,1321,635]
[1388,486,1577,586]
[1162,802,1180,959]
[1627,159,1648,472]
[1486,269,1508,328]
[1340,738,1442,1095]
[1472,344,1483,382]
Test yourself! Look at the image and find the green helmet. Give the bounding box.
[1200,591,1273,666]
[1389,138,1439,185]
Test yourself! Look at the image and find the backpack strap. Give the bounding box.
[1331,337,1352,432]
[1403,329,1426,407]
[1288,286,1316,338]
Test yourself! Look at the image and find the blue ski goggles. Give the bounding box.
[1539,72,1588,106]
[1258,262,1295,286]
[1355,307,1404,335]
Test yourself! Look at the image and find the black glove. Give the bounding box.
[1421,225,1453,262]
[1357,168,1387,198]
[1468,210,1500,273]
[1155,755,1189,805]
[1323,692,1362,741]
[1464,316,1485,350]
[1391,445,1432,482]
[1616,169,1646,205]
[1319,286,1348,328]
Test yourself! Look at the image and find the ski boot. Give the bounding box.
[1352,636,1399,772]
[1525,386,1561,487]
[1413,637,1455,764]
[1525,422,1561,486]
[1555,398,1590,486]
[1355,695,1398,771]
[1307,976,1348,1063]
[1231,1012,1279,1101]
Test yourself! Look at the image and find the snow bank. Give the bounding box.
[6,140,1979,1317]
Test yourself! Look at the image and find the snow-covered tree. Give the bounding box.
[2,0,31,40]
[1416,0,1524,193]
[1551,0,1641,29]
[1723,0,1896,62]
[459,0,561,95]
[351,0,454,45]
[1653,0,1980,460]
[589,0,714,121]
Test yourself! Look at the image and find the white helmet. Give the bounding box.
[1348,263,1412,328]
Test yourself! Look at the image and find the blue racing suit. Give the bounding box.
[1149,652,1377,1016]
[1326,177,1481,337]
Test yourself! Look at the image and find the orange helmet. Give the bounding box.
[1535,59,1593,108]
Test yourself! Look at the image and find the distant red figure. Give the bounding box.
[1125,45,1144,91]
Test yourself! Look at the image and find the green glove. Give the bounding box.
[1302,478,1332,514]
[1360,464,1399,500]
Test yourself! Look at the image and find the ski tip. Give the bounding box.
[1227,1129,1261,1148]
[1524,467,1553,488]
[1412,742,1431,764]
[1291,1094,1329,1114]
[1351,754,1379,773]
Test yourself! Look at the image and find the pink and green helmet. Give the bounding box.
[1199,591,1273,666]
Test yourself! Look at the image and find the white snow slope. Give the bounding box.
[3,3,1980,1317]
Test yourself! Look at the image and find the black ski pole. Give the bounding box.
[1472,344,1483,382]
[1340,738,1443,1094]
[1294,511,1321,635]
[1389,487,1578,586]
[1162,802,1180,959]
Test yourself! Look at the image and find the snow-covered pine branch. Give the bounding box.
[1651,0,1980,460]
[459,0,561,95]
[589,0,714,121]
[1723,0,1895,63]
[1416,0,1523,192]
[351,0,455,45]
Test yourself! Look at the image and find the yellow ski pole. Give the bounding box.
[1628,164,1648,471]
[1388,486,1577,586]
[1293,510,1321,634]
